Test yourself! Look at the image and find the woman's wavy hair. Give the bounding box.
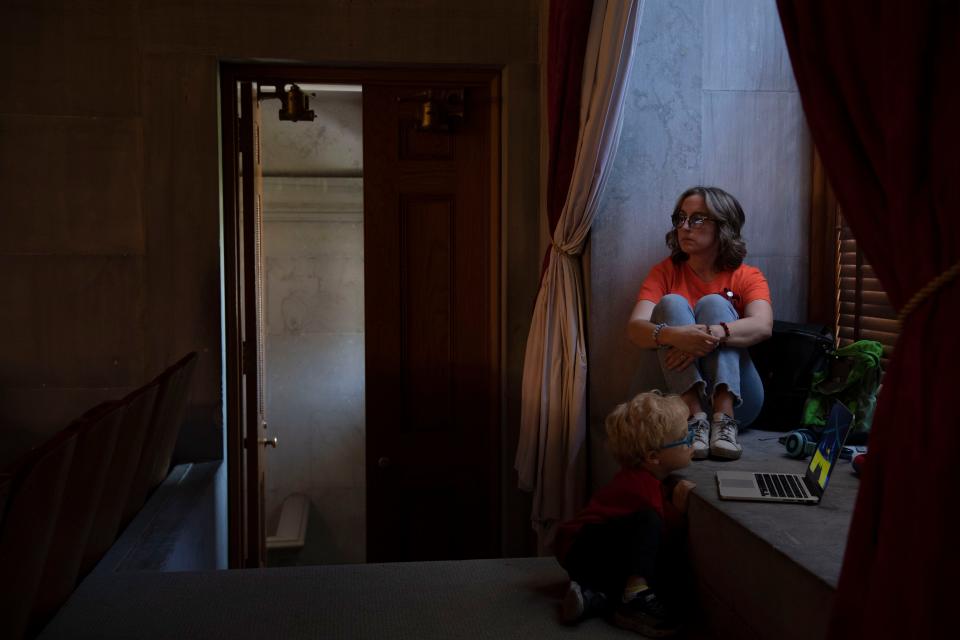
[606,391,688,468]
[665,186,747,271]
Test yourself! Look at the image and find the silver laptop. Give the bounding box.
[716,402,855,504]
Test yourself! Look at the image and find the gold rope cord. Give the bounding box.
[896,260,960,325]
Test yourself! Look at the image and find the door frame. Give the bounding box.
[219,63,503,568]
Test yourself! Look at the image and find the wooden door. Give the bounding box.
[363,78,501,562]
[238,81,269,568]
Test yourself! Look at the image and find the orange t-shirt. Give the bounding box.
[636,258,771,317]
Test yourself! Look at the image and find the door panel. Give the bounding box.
[364,79,500,562]
[400,195,453,430]
[239,82,267,568]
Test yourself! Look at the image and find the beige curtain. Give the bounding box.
[515,0,643,551]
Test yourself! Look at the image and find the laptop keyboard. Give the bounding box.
[754,473,810,499]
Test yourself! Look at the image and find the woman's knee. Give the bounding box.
[694,293,737,322]
[652,294,693,324]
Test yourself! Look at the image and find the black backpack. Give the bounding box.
[748,320,834,431]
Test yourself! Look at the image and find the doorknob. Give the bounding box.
[377,456,390,468]
[259,437,278,448]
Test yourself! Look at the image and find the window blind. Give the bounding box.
[836,210,898,361]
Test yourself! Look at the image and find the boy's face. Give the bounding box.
[657,421,695,472]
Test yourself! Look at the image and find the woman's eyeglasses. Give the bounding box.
[671,213,716,229]
[661,428,695,449]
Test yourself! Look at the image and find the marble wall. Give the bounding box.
[589,0,810,482]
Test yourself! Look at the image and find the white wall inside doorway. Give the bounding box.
[260,86,366,564]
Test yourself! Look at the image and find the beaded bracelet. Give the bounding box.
[719,321,731,342]
[652,322,667,347]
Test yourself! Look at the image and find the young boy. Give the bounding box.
[554,391,696,637]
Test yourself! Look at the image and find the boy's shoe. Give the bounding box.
[560,581,610,625]
[710,414,742,460]
[612,589,680,637]
[688,415,710,460]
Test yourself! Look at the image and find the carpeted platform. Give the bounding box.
[38,430,856,640]
[39,557,645,639]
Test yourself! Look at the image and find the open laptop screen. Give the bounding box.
[805,401,855,497]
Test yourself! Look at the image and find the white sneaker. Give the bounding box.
[560,581,609,625]
[560,581,586,625]
[710,414,742,460]
[689,415,710,460]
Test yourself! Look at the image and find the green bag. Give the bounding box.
[801,340,884,440]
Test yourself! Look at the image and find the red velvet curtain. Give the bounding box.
[777,1,960,637]
[543,0,594,275]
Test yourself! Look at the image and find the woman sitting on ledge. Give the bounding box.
[627,186,773,460]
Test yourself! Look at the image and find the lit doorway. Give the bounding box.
[221,66,502,570]
[257,83,366,566]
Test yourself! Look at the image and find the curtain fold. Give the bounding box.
[545,0,595,242]
[777,1,959,636]
[516,0,643,551]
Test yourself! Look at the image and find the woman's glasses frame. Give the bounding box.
[671,212,717,229]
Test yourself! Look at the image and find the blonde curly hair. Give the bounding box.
[606,391,688,468]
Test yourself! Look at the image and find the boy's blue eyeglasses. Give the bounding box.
[661,428,695,449]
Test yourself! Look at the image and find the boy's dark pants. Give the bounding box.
[563,509,692,606]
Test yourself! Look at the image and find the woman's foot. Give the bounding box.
[688,413,710,459]
[710,414,742,459]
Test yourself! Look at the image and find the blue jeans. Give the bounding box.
[651,294,763,427]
